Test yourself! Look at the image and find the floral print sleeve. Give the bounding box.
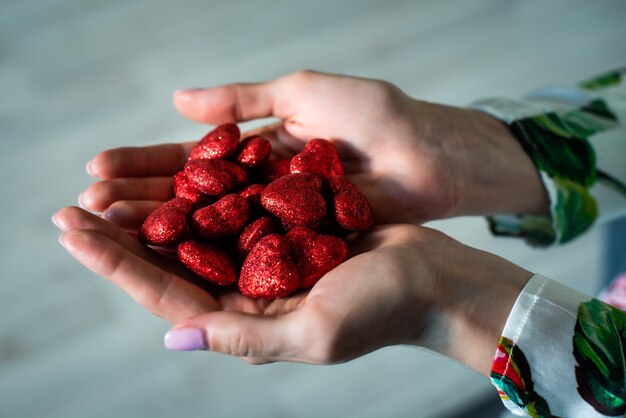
[479,70,626,416]
[492,274,626,417]
[472,69,626,246]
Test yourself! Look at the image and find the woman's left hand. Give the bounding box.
[54,206,530,373]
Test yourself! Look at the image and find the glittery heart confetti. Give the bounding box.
[290,138,344,179]
[237,216,276,256]
[328,176,374,231]
[235,136,272,169]
[237,183,265,211]
[286,226,348,288]
[177,240,237,286]
[184,159,247,195]
[189,123,240,161]
[238,234,300,299]
[191,194,250,240]
[138,197,193,246]
[137,124,374,299]
[260,173,326,228]
[173,171,209,205]
[258,157,291,183]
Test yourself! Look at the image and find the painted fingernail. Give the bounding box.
[164,327,206,351]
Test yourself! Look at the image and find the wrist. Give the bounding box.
[425,240,532,376]
[425,103,549,217]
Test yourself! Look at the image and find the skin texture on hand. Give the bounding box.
[79,70,548,230]
[53,206,530,375]
[56,70,542,375]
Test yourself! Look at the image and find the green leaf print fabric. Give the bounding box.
[574,299,626,416]
[492,275,626,417]
[483,69,626,247]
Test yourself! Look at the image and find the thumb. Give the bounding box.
[173,81,285,124]
[164,310,302,361]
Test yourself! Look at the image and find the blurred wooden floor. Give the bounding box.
[1,1,625,417]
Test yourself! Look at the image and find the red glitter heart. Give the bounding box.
[286,226,348,288]
[173,171,209,205]
[217,159,248,185]
[239,234,300,299]
[237,183,266,210]
[189,123,240,161]
[138,197,193,246]
[328,176,374,231]
[261,173,326,229]
[190,194,250,240]
[132,124,376,300]
[290,138,344,179]
[161,196,194,214]
[258,158,291,183]
[237,216,276,256]
[184,159,247,195]
[235,136,271,169]
[177,241,237,286]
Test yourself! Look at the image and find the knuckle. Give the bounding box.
[95,149,123,177]
[87,180,114,205]
[229,330,255,358]
[300,314,345,364]
[149,273,175,312]
[241,357,269,365]
[97,239,125,278]
[370,80,403,108]
[56,205,82,221]
[287,69,319,86]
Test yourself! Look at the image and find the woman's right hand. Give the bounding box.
[80,70,548,230]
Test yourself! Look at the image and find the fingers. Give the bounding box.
[58,228,219,323]
[53,206,188,278]
[102,200,163,231]
[54,206,159,262]
[165,311,307,361]
[88,142,196,179]
[80,177,174,212]
[173,81,286,124]
[242,122,305,159]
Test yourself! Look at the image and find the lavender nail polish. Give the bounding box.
[164,328,206,351]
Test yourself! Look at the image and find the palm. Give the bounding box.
[82,72,459,230]
[262,73,456,223]
[55,206,435,363]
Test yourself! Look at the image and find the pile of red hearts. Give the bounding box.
[139,123,374,299]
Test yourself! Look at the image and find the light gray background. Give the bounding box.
[1,1,625,417]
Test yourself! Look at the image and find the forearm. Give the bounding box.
[473,69,626,246]
[410,100,550,219]
[422,241,532,376]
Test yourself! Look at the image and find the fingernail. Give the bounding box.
[77,192,86,208]
[58,233,67,248]
[164,327,206,351]
[101,208,115,222]
[52,211,69,231]
[173,88,202,102]
[86,160,96,177]
[51,213,60,229]
[175,88,203,93]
